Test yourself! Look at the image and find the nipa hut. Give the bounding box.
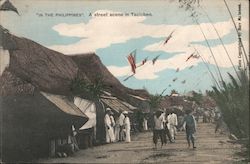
[0,71,88,162]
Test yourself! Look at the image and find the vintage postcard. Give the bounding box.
[0,0,249,163]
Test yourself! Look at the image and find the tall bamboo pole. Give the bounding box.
[223,0,249,65]
[192,46,221,89]
[201,6,241,80]
[194,18,224,83]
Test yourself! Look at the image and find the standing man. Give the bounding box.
[123,111,131,143]
[183,109,197,149]
[171,110,178,139]
[164,111,174,143]
[153,110,165,148]
[109,111,116,142]
[118,111,125,141]
[167,109,178,142]
[143,116,148,131]
[114,114,120,141]
[104,108,115,143]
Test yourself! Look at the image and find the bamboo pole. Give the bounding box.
[192,46,221,89]
[223,0,249,65]
[201,6,241,80]
[193,18,224,83]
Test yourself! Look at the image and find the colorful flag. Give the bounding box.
[152,55,161,65]
[189,65,194,69]
[137,57,148,68]
[127,50,137,73]
[172,77,178,82]
[186,52,194,62]
[186,52,200,62]
[192,54,200,59]
[141,57,148,65]
[163,30,174,45]
[0,0,19,15]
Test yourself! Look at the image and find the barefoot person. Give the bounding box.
[183,109,197,149]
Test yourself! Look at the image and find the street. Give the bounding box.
[39,122,243,163]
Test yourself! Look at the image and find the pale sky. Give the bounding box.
[1,0,249,95]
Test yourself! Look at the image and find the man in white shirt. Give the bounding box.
[104,108,115,143]
[153,110,165,148]
[123,111,131,143]
[167,109,178,141]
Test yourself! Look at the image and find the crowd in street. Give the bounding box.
[103,106,224,151]
[152,109,197,149]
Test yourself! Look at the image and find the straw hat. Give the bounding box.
[123,111,128,114]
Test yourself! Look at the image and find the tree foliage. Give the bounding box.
[208,70,249,158]
[148,94,162,110]
[186,91,203,105]
[70,75,105,100]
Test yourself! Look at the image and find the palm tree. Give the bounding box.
[70,75,106,100]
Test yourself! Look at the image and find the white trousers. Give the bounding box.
[169,125,176,140]
[125,128,131,142]
[106,127,115,143]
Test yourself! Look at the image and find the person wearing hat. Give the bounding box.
[123,111,131,143]
[104,108,115,143]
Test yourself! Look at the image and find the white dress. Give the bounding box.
[143,118,148,131]
[104,114,115,143]
[124,116,131,142]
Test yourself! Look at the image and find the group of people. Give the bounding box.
[153,109,197,149]
[104,107,198,149]
[104,108,131,143]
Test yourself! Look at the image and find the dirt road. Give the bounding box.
[39,123,244,163]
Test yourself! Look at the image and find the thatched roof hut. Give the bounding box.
[0,31,152,160]
[0,70,88,162]
[3,33,83,95]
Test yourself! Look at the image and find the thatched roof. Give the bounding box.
[41,92,88,119]
[1,31,150,113]
[100,95,132,113]
[0,70,35,96]
[0,25,18,50]
[4,33,84,95]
